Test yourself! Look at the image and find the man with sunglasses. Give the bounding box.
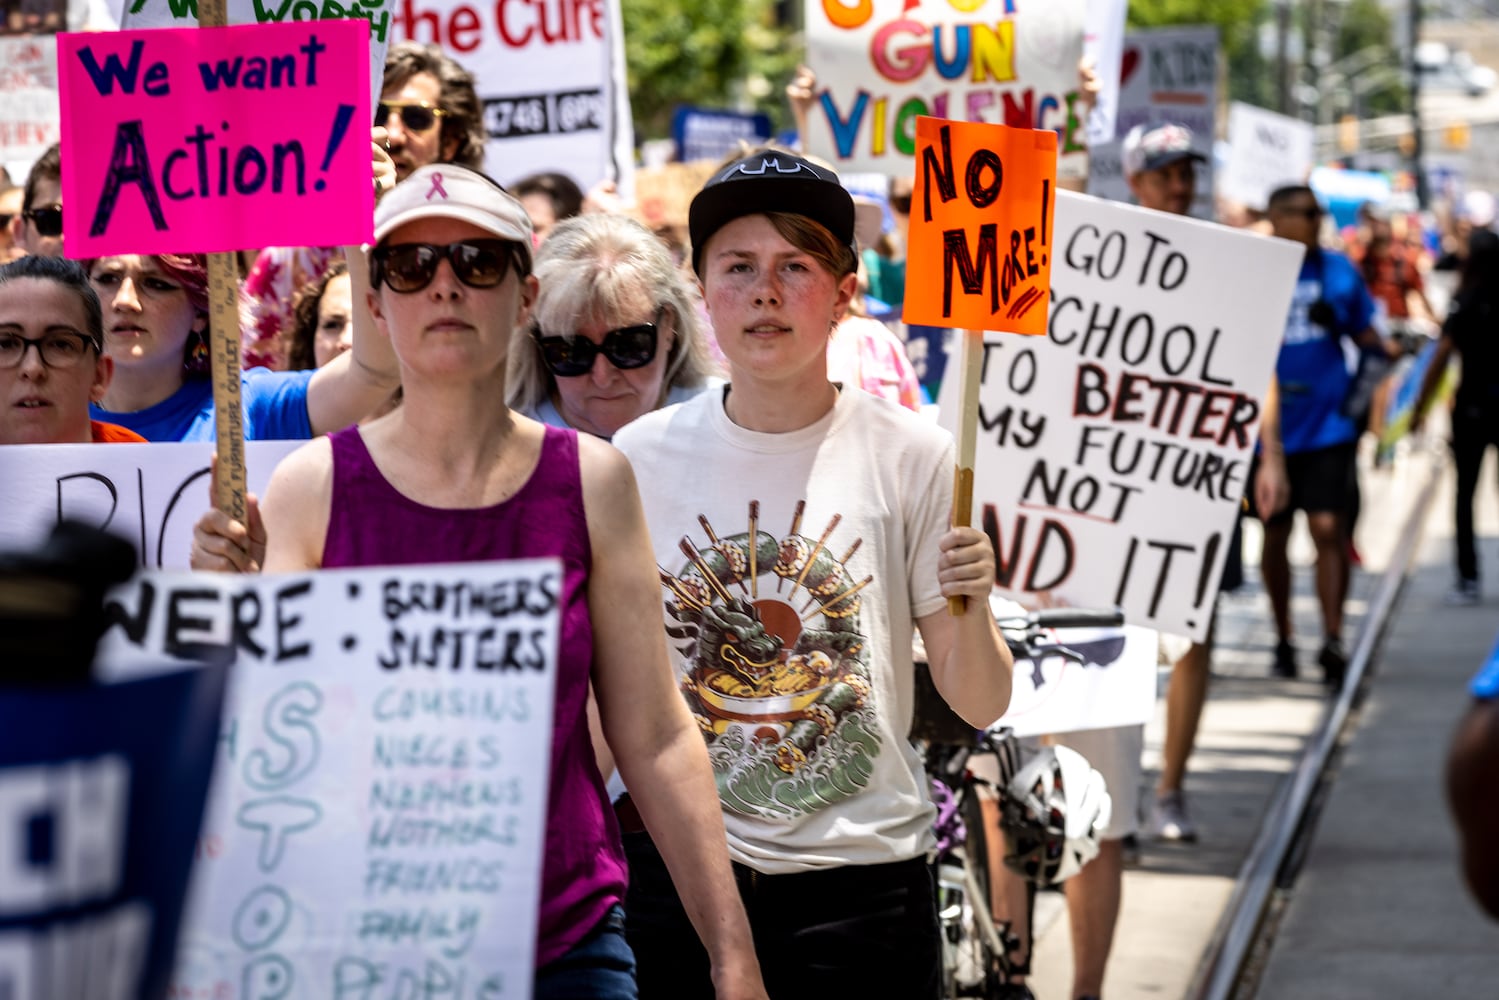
[377,42,485,182]
[1259,184,1393,686]
[9,144,62,260]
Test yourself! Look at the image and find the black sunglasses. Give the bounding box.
[24,207,62,237]
[1284,205,1322,220]
[370,240,523,293]
[375,101,448,134]
[533,311,662,377]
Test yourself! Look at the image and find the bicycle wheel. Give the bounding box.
[945,789,1008,997]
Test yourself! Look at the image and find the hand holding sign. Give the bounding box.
[905,117,1058,613]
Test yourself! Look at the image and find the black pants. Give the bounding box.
[623,830,941,1000]
[1452,405,1499,583]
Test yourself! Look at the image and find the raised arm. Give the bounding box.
[579,437,766,1000]
[303,134,402,435]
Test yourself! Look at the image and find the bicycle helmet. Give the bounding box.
[1000,744,1112,885]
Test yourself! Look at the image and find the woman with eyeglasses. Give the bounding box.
[508,213,719,441]
[189,164,768,1000]
[0,255,143,444]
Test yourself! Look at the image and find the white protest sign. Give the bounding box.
[1001,623,1156,736]
[939,190,1303,641]
[804,0,1087,179]
[120,0,394,106]
[0,36,61,163]
[1082,0,1128,145]
[96,559,561,997]
[391,0,635,191]
[0,440,300,569]
[1088,25,1217,219]
[1220,101,1315,212]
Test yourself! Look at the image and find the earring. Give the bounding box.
[183,330,211,375]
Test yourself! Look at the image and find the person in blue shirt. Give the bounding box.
[83,251,399,442]
[1257,185,1395,686]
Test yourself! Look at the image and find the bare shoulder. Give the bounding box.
[576,434,646,544]
[265,436,334,498]
[261,436,334,571]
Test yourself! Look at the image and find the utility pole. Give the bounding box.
[1409,0,1427,207]
[1276,0,1293,115]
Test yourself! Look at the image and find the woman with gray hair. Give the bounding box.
[508,212,719,440]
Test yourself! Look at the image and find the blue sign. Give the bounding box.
[672,106,773,163]
[0,664,228,999]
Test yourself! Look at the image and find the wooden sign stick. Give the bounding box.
[198,0,246,523]
[949,327,984,616]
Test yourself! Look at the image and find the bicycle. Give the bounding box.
[915,605,1126,1000]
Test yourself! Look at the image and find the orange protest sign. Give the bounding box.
[903,117,1058,336]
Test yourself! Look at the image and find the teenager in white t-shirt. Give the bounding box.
[611,149,1014,999]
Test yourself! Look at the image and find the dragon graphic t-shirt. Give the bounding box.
[614,387,953,873]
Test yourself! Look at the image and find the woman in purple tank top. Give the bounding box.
[190,165,766,1000]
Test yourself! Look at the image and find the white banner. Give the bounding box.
[1087,25,1217,218]
[119,0,395,107]
[1002,622,1156,737]
[1220,101,1315,212]
[804,0,1087,179]
[0,440,300,569]
[0,36,61,164]
[940,190,1303,641]
[1081,0,1127,145]
[96,560,561,997]
[393,0,635,191]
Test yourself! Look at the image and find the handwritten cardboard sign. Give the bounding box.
[0,440,301,569]
[1220,101,1315,212]
[57,21,373,257]
[0,36,61,162]
[1087,25,1218,218]
[0,664,228,999]
[938,190,1304,641]
[905,117,1057,335]
[96,559,562,997]
[803,0,1085,179]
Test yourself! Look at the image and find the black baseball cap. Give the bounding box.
[688,150,855,275]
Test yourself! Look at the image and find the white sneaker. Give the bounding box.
[1151,791,1197,842]
[1446,579,1481,606]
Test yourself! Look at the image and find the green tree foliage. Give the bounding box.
[1127,0,1275,108]
[1334,0,1406,114]
[622,0,802,141]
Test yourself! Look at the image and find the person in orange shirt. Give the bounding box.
[0,255,142,445]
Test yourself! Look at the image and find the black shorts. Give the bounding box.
[1249,441,1358,525]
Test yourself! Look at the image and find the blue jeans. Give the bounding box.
[534,904,638,1000]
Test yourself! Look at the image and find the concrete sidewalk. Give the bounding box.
[1249,468,1499,998]
[1024,442,1499,999]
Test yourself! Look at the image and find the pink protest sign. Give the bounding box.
[57,21,372,257]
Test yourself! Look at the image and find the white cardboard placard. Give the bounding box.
[939,189,1303,641]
